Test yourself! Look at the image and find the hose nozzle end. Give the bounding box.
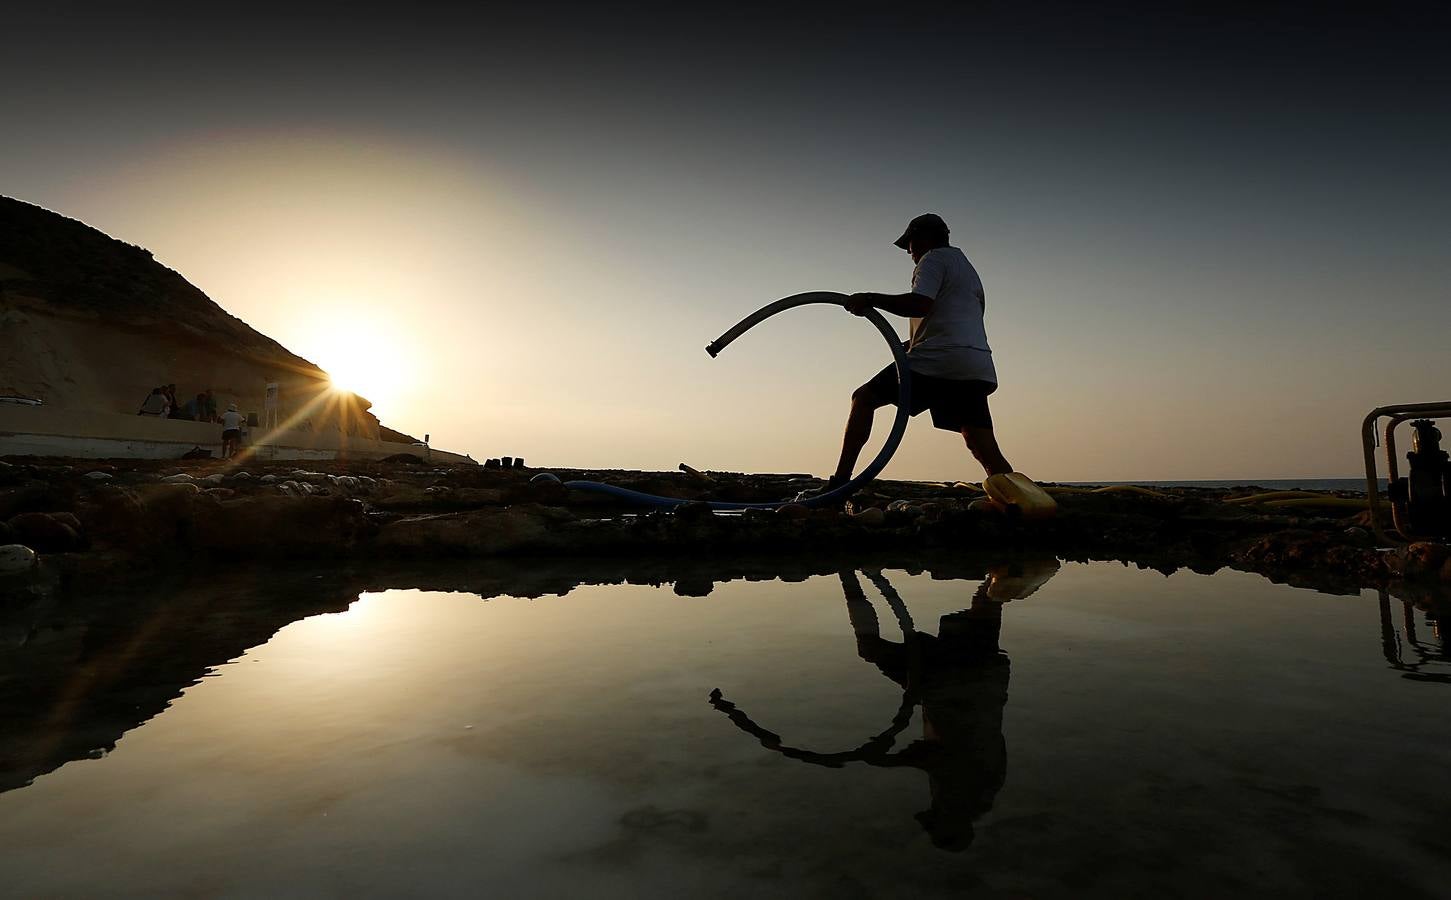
[705,342,722,358]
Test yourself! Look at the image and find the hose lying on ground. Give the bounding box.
[558,292,912,510]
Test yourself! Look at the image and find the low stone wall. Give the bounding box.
[0,405,474,464]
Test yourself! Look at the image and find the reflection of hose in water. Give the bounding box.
[707,569,925,767]
[560,292,912,510]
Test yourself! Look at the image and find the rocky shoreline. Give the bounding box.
[0,455,1448,604]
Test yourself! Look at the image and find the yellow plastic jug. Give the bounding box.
[982,473,1059,521]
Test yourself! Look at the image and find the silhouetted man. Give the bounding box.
[826,214,1012,493]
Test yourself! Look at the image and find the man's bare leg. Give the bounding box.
[963,426,1012,476]
[833,390,887,482]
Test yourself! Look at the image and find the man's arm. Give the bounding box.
[845,291,933,318]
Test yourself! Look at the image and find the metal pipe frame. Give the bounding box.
[1360,401,1451,544]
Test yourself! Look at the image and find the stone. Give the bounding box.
[775,503,810,520]
[850,507,886,527]
[160,473,196,484]
[83,471,113,481]
[228,471,254,482]
[1401,542,1450,580]
[200,474,226,486]
[0,544,37,575]
[375,506,556,556]
[259,474,279,484]
[673,501,715,522]
[189,495,372,556]
[75,483,195,550]
[48,511,83,534]
[6,512,84,552]
[673,576,714,597]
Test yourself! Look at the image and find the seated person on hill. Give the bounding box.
[138,388,167,416]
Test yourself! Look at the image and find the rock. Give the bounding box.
[850,507,886,527]
[189,495,372,556]
[200,474,226,486]
[514,458,527,468]
[1400,542,1450,580]
[259,474,279,484]
[83,471,113,481]
[775,504,810,520]
[228,471,254,482]
[0,544,37,575]
[6,512,84,552]
[673,501,715,522]
[1441,558,1451,582]
[76,483,194,550]
[375,506,556,556]
[485,458,501,469]
[0,483,69,520]
[160,473,196,484]
[48,512,83,533]
[673,576,714,597]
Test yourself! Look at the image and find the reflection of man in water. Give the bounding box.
[847,572,1008,850]
[709,561,1058,852]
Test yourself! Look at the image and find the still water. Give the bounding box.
[0,558,1447,898]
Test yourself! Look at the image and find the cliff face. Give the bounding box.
[0,196,387,438]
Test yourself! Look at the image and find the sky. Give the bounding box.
[3,3,1448,480]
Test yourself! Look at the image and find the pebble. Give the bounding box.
[260,474,279,484]
[200,474,226,486]
[161,473,196,484]
[83,471,113,481]
[0,544,38,574]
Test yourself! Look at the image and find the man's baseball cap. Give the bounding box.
[893,213,950,249]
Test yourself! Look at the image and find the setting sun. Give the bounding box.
[301,318,415,416]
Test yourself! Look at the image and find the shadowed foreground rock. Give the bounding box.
[0,456,1445,602]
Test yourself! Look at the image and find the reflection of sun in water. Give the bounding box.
[303,319,414,416]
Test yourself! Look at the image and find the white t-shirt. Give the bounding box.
[906,246,997,383]
[221,410,244,430]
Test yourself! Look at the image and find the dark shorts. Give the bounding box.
[860,363,996,431]
[223,429,241,442]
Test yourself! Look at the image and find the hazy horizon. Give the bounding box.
[4,5,1447,481]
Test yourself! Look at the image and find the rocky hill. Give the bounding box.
[0,196,405,438]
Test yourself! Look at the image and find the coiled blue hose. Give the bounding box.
[559,291,912,510]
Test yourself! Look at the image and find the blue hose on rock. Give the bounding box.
[548,292,912,510]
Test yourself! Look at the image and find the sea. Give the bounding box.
[1066,477,1382,493]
